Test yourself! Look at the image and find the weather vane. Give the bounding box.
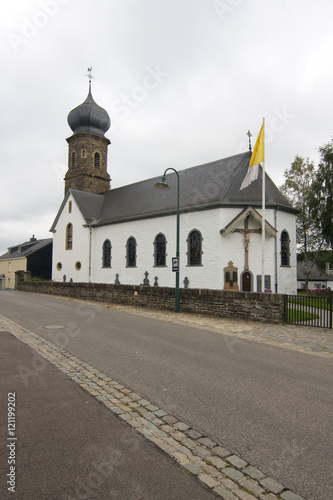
[247,130,252,152]
[86,67,94,83]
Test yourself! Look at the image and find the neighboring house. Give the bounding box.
[297,260,333,290]
[0,236,53,289]
[50,83,298,294]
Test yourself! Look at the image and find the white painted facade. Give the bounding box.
[52,192,297,294]
[52,194,91,283]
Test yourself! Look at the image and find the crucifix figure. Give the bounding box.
[234,216,261,270]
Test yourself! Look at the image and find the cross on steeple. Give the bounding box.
[247,130,252,152]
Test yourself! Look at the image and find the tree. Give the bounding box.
[280,155,318,252]
[309,139,333,250]
[280,156,318,290]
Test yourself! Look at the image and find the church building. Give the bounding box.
[50,82,297,294]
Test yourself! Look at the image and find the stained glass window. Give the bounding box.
[127,237,136,267]
[281,231,290,266]
[189,230,202,266]
[102,240,111,268]
[155,234,166,266]
[66,223,73,250]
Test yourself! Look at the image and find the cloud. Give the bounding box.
[0,0,332,255]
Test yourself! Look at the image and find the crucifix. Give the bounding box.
[234,216,261,270]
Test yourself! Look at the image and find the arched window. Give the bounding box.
[102,240,111,268]
[188,230,202,266]
[154,233,166,266]
[66,223,73,250]
[94,152,100,168]
[126,237,136,267]
[281,230,290,266]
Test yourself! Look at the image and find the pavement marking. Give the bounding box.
[0,314,307,500]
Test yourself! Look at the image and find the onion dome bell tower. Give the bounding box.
[64,71,111,195]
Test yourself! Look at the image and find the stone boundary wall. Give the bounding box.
[17,281,285,324]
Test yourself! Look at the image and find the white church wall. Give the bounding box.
[93,208,224,289]
[52,194,91,283]
[276,210,297,294]
[91,206,288,292]
[52,197,296,293]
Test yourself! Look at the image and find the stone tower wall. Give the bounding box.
[64,133,110,194]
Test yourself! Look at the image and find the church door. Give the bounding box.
[242,272,251,291]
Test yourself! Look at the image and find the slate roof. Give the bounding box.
[50,190,104,232]
[51,151,296,230]
[94,151,295,226]
[67,85,111,139]
[0,238,53,260]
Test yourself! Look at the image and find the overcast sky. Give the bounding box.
[1,0,332,255]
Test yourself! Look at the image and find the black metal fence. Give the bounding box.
[284,295,332,329]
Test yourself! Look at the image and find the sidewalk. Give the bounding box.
[0,330,216,500]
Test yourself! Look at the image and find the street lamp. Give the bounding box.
[154,168,180,313]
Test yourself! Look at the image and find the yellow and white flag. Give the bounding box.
[240,121,264,190]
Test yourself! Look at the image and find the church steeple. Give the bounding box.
[64,71,111,195]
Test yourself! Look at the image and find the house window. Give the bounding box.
[66,223,73,250]
[188,230,202,266]
[8,261,11,272]
[56,262,62,271]
[75,261,81,271]
[126,237,136,267]
[154,233,166,266]
[102,240,111,268]
[71,151,76,167]
[82,149,86,158]
[94,152,100,168]
[281,230,290,266]
[68,201,72,213]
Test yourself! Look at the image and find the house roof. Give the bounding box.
[49,189,104,232]
[297,260,332,281]
[0,238,53,260]
[50,151,296,231]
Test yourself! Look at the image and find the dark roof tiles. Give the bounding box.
[51,151,295,231]
[94,151,294,226]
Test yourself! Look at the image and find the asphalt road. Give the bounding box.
[1,291,332,500]
[0,331,216,500]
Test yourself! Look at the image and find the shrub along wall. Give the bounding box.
[17,281,285,324]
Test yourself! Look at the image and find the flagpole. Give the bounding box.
[261,117,265,292]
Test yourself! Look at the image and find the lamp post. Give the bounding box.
[154,168,180,313]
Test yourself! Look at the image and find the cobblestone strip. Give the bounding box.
[0,315,307,500]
